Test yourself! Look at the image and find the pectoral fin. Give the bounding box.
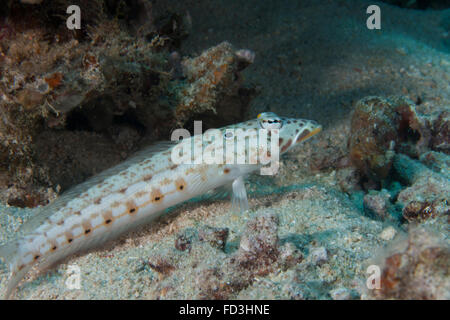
[231,176,249,213]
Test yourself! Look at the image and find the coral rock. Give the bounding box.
[431,111,449,154]
[336,167,362,193]
[176,41,253,126]
[363,189,393,221]
[279,242,303,270]
[310,247,328,265]
[371,226,450,300]
[198,226,229,251]
[349,96,430,182]
[402,199,449,222]
[419,151,450,179]
[195,212,280,299]
[0,3,256,206]
[394,154,449,222]
[349,96,399,181]
[235,212,279,274]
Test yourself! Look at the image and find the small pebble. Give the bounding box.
[198,226,229,250]
[380,226,397,241]
[175,234,192,252]
[310,247,327,265]
[440,59,449,66]
[329,287,351,300]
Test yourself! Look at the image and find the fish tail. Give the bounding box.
[0,239,19,262]
[0,240,29,299]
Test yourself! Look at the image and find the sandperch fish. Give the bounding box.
[0,112,321,298]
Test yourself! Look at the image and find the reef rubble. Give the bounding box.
[0,1,255,207]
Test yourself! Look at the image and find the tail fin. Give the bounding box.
[0,240,19,264]
[0,240,28,299]
[3,264,33,299]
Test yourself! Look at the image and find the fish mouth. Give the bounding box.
[295,126,322,144]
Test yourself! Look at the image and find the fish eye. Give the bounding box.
[258,112,283,130]
[224,131,234,139]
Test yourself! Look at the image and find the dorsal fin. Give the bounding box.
[20,141,177,233]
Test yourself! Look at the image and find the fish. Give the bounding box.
[0,112,321,298]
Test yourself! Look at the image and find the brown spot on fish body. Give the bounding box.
[49,239,58,251]
[94,198,101,205]
[175,178,187,191]
[161,178,172,186]
[102,210,113,225]
[65,231,74,243]
[82,220,92,230]
[135,191,147,198]
[281,139,292,153]
[185,167,199,175]
[56,220,64,226]
[126,200,137,215]
[81,221,93,235]
[297,129,310,142]
[151,188,164,203]
[73,211,81,216]
[224,168,230,174]
[170,164,178,170]
[119,188,127,194]
[295,126,321,143]
[111,201,121,208]
[143,174,153,182]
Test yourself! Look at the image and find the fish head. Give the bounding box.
[256,112,322,154]
[197,112,321,169]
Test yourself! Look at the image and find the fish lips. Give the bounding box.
[294,125,322,144]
